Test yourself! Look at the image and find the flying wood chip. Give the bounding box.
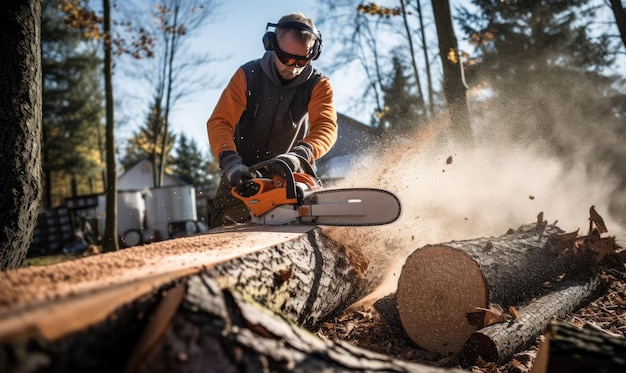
[446,156,453,165]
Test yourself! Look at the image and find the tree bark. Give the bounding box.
[460,275,608,365]
[396,221,596,354]
[0,226,363,339]
[0,226,466,372]
[210,228,370,329]
[0,0,42,270]
[103,0,119,252]
[531,321,626,373]
[431,0,472,144]
[139,272,466,373]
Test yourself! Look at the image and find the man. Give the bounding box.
[206,12,338,228]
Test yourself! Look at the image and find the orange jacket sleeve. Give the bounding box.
[207,68,247,160]
[300,77,338,159]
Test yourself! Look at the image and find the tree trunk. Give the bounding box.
[531,321,626,373]
[396,221,596,354]
[609,0,626,51]
[210,228,370,329]
[0,226,364,343]
[399,0,427,118]
[0,226,468,372]
[431,0,472,144]
[103,0,119,252]
[415,0,435,116]
[139,273,467,373]
[0,0,42,271]
[460,275,608,365]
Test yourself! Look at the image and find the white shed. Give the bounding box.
[118,158,186,191]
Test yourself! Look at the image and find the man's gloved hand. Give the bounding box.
[220,152,253,187]
[289,144,315,166]
[272,143,315,174]
[275,153,301,173]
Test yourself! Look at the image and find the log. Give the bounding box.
[396,221,596,354]
[0,225,365,342]
[139,271,467,373]
[460,274,608,365]
[210,227,370,329]
[531,321,626,373]
[0,225,372,371]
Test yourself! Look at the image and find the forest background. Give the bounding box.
[38,0,626,245]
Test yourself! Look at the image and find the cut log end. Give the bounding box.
[396,245,488,354]
[461,330,499,363]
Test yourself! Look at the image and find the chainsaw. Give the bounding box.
[231,158,401,226]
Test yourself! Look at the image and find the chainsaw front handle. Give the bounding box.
[248,159,298,199]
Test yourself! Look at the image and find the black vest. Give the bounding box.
[235,57,323,165]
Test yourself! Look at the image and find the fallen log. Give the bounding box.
[0,225,366,342]
[0,225,371,371]
[396,216,603,354]
[139,272,467,373]
[459,274,608,365]
[531,321,626,373]
[210,227,370,329]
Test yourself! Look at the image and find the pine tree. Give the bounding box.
[457,0,626,224]
[41,0,105,207]
[121,100,176,179]
[456,0,625,152]
[172,134,218,186]
[377,56,421,134]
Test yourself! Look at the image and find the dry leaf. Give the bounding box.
[466,309,486,329]
[542,281,552,289]
[476,355,498,371]
[589,205,608,234]
[586,235,617,262]
[467,304,509,328]
[549,230,578,255]
[508,306,519,321]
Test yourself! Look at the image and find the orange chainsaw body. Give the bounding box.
[231,172,322,218]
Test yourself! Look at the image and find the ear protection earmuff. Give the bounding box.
[262,21,323,60]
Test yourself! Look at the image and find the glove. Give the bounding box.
[275,153,301,173]
[289,144,315,166]
[220,152,253,187]
[273,143,315,174]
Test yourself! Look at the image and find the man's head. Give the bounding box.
[262,13,322,79]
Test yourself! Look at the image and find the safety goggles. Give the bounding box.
[274,45,312,68]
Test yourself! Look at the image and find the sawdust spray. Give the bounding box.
[322,117,625,308]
